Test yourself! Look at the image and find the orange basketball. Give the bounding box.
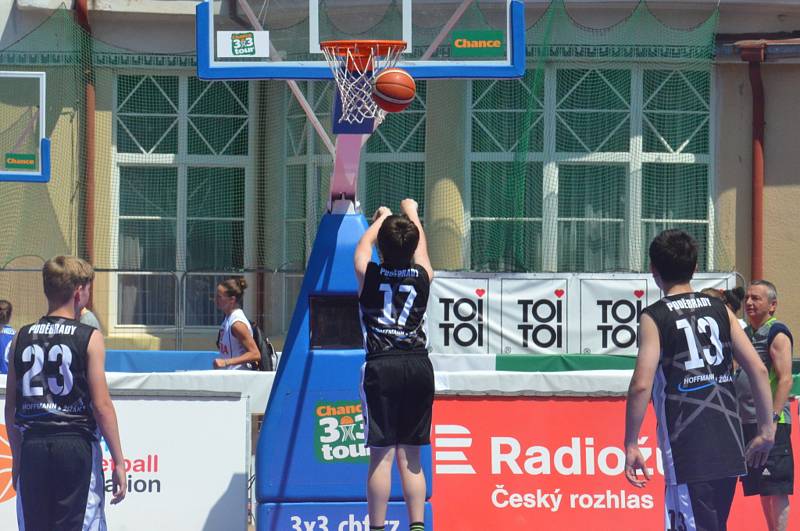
[372,68,416,113]
[0,424,16,503]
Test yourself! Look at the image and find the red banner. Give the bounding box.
[431,396,800,530]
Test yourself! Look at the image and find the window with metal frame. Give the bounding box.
[115,74,252,327]
[468,64,713,272]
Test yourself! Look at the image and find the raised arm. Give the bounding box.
[729,307,775,466]
[400,198,433,281]
[86,330,127,504]
[624,312,660,488]
[354,206,392,294]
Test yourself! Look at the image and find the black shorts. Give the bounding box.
[18,432,106,531]
[741,422,794,496]
[360,351,434,447]
[665,477,736,531]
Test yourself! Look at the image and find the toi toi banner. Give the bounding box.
[431,397,800,531]
[427,273,737,355]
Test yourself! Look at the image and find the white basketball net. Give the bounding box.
[321,42,405,126]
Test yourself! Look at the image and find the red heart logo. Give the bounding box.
[475,289,486,297]
[634,290,645,299]
[554,289,565,298]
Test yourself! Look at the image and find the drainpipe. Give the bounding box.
[75,0,96,302]
[738,43,766,281]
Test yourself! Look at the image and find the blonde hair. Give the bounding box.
[42,256,95,305]
[219,277,248,303]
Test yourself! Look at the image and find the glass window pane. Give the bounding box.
[188,117,248,155]
[118,274,175,325]
[558,220,627,272]
[471,162,542,218]
[285,165,306,215]
[120,167,177,217]
[186,220,244,271]
[558,165,626,219]
[557,164,627,272]
[472,74,543,153]
[117,116,178,154]
[184,274,227,327]
[643,163,708,220]
[643,70,709,154]
[364,162,425,218]
[119,220,176,270]
[188,79,248,115]
[284,221,306,270]
[117,75,178,114]
[556,69,631,153]
[471,219,542,272]
[187,167,245,217]
[642,222,708,271]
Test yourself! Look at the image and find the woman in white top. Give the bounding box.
[213,277,260,370]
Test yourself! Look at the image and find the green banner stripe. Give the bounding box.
[495,353,637,372]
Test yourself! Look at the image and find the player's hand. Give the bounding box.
[745,432,775,469]
[111,465,127,504]
[400,198,418,215]
[372,206,391,223]
[213,358,227,369]
[624,445,651,488]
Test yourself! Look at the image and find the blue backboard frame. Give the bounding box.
[0,72,50,183]
[196,0,526,80]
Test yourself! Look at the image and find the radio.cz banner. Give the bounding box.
[427,273,737,355]
[430,397,800,530]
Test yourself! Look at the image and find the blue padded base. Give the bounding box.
[257,501,433,531]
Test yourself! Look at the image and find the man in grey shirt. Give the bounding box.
[734,280,794,531]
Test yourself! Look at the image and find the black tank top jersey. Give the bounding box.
[643,293,745,485]
[359,262,430,356]
[13,316,98,439]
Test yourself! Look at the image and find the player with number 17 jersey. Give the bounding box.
[643,293,745,485]
[359,263,430,356]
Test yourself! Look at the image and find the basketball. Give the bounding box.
[372,68,416,113]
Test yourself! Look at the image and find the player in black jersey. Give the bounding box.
[4,256,126,530]
[355,198,433,531]
[625,230,775,531]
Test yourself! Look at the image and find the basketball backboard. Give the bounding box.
[0,72,50,183]
[196,0,525,80]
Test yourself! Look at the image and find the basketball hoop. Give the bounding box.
[321,40,406,126]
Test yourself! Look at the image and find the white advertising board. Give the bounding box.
[0,392,249,531]
[428,272,738,355]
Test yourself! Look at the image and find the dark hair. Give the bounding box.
[377,215,420,267]
[723,286,745,313]
[0,300,11,325]
[648,229,698,284]
[219,277,248,303]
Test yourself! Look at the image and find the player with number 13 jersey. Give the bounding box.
[625,230,775,531]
